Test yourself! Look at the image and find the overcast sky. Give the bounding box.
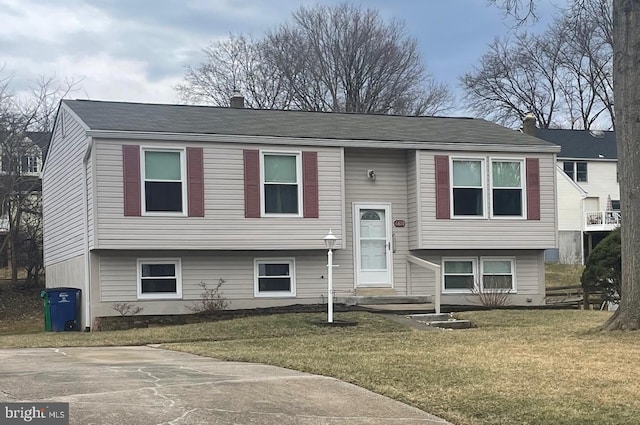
[0,0,564,115]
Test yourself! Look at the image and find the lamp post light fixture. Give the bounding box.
[323,229,338,323]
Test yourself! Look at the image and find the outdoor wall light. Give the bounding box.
[367,169,376,180]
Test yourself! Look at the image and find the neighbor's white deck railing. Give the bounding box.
[585,210,621,231]
[406,255,441,314]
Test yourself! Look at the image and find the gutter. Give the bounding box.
[85,130,562,154]
[81,137,93,331]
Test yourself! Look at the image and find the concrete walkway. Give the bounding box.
[0,346,452,425]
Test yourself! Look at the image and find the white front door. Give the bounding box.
[354,204,393,286]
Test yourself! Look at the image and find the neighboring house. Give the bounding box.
[524,122,618,264]
[43,100,559,330]
[0,131,49,267]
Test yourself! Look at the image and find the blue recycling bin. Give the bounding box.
[42,288,81,332]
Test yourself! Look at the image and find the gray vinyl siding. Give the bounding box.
[93,139,343,250]
[45,255,85,289]
[407,151,419,249]
[333,148,410,293]
[87,153,94,250]
[418,151,557,249]
[42,109,88,265]
[96,250,338,318]
[408,250,545,305]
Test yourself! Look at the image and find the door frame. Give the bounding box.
[352,202,393,288]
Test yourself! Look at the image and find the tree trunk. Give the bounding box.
[604,0,640,330]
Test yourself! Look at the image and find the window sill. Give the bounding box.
[137,294,183,300]
[142,212,188,217]
[254,292,296,298]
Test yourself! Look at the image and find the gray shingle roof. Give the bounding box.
[25,131,51,159]
[63,99,557,148]
[536,129,616,159]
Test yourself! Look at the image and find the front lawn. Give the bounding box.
[2,309,639,425]
[167,310,639,425]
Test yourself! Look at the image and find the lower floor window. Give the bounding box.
[443,257,516,293]
[254,258,295,297]
[481,258,515,291]
[137,259,182,299]
[443,259,476,291]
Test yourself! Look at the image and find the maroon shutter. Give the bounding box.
[243,150,260,218]
[122,145,141,216]
[302,151,319,218]
[187,147,205,217]
[435,155,450,219]
[526,158,541,220]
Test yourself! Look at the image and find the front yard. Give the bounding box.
[1,309,639,425]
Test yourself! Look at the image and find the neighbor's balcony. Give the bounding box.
[585,211,621,231]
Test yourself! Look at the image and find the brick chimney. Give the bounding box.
[522,113,537,137]
[230,90,244,108]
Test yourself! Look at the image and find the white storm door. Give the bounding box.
[354,204,393,286]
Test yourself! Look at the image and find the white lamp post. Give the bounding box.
[323,229,338,323]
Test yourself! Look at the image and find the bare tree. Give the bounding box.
[489,0,640,330]
[0,70,80,285]
[460,33,563,128]
[461,4,614,130]
[176,35,293,109]
[177,3,453,116]
[605,0,640,330]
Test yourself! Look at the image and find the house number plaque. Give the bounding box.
[393,220,406,228]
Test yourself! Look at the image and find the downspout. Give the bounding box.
[82,138,93,331]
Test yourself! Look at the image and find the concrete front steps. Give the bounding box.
[408,313,474,329]
[342,288,433,309]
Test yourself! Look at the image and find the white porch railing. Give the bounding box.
[585,210,621,231]
[406,255,441,314]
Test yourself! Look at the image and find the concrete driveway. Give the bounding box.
[0,346,451,425]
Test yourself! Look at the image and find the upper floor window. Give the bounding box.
[491,160,524,217]
[261,152,301,215]
[143,149,185,214]
[21,156,39,174]
[563,161,587,182]
[452,159,484,217]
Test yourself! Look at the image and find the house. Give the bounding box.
[0,131,49,268]
[43,100,559,330]
[522,119,618,264]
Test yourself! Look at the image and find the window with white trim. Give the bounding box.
[443,257,516,293]
[491,160,524,217]
[480,258,515,291]
[21,155,40,174]
[261,152,301,215]
[137,259,182,299]
[254,258,296,297]
[142,149,185,214]
[442,258,477,292]
[452,159,484,217]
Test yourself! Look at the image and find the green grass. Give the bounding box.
[545,263,584,287]
[2,307,639,424]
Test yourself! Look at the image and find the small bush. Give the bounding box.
[112,303,144,317]
[468,278,512,308]
[581,228,621,304]
[188,279,229,313]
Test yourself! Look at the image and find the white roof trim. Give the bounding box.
[86,130,561,153]
[556,164,588,197]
